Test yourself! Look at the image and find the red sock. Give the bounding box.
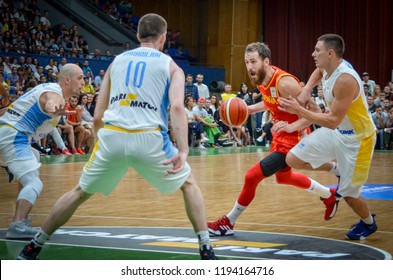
[237,163,265,206]
[275,168,311,189]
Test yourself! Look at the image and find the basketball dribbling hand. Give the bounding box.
[163,152,187,176]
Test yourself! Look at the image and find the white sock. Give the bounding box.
[330,162,340,176]
[362,214,374,225]
[51,128,66,150]
[227,202,247,225]
[307,179,331,198]
[34,228,50,246]
[197,231,210,248]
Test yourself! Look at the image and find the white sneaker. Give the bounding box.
[256,136,264,142]
[201,136,209,142]
[198,144,206,149]
[5,218,39,240]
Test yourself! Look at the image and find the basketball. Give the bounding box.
[219,97,249,127]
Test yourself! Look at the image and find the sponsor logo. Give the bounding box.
[6,108,21,117]
[362,184,393,200]
[270,87,277,98]
[110,93,158,111]
[43,227,391,260]
[336,128,354,135]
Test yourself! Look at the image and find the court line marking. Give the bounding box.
[0,238,265,260]
[1,225,391,260]
[1,212,392,235]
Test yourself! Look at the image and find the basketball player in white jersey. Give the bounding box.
[0,64,84,240]
[18,13,217,260]
[279,34,377,240]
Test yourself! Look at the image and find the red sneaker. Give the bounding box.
[321,188,339,220]
[71,148,79,154]
[52,146,61,155]
[76,148,85,155]
[207,215,234,236]
[61,148,72,155]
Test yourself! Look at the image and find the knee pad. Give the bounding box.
[17,170,43,205]
[260,152,288,177]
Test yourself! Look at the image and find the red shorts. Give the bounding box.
[270,132,300,155]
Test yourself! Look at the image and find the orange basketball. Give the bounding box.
[219,97,249,127]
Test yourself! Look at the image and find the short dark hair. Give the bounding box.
[245,42,272,64]
[318,34,345,58]
[137,13,167,41]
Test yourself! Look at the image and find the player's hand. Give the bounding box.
[278,96,301,114]
[271,121,292,134]
[306,98,322,113]
[163,151,187,176]
[48,104,76,117]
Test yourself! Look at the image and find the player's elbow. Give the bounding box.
[93,116,103,127]
[326,119,341,130]
[170,103,185,114]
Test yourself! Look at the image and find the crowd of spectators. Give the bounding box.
[0,0,117,61]
[1,1,392,154]
[360,72,393,150]
[92,0,138,32]
[91,0,193,63]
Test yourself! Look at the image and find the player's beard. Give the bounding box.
[248,67,266,87]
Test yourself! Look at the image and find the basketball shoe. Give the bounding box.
[52,146,62,155]
[5,218,39,240]
[208,215,234,236]
[17,241,43,260]
[199,245,219,260]
[346,214,377,240]
[2,166,14,183]
[61,148,72,155]
[76,148,85,155]
[320,187,340,220]
[72,148,85,155]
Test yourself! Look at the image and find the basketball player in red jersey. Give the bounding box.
[208,42,339,236]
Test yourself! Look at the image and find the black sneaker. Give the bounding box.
[17,242,42,260]
[4,166,14,183]
[199,245,219,260]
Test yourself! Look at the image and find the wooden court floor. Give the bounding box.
[1,146,392,257]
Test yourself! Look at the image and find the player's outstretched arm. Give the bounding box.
[43,92,71,117]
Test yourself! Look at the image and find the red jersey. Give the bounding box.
[257,66,304,154]
[66,103,78,124]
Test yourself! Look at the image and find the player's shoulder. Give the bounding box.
[336,72,358,87]
[278,75,299,86]
[277,75,301,97]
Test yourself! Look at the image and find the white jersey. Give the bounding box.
[104,47,172,131]
[322,60,375,141]
[0,83,61,140]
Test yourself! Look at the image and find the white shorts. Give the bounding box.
[79,127,191,195]
[0,125,41,180]
[290,127,375,198]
